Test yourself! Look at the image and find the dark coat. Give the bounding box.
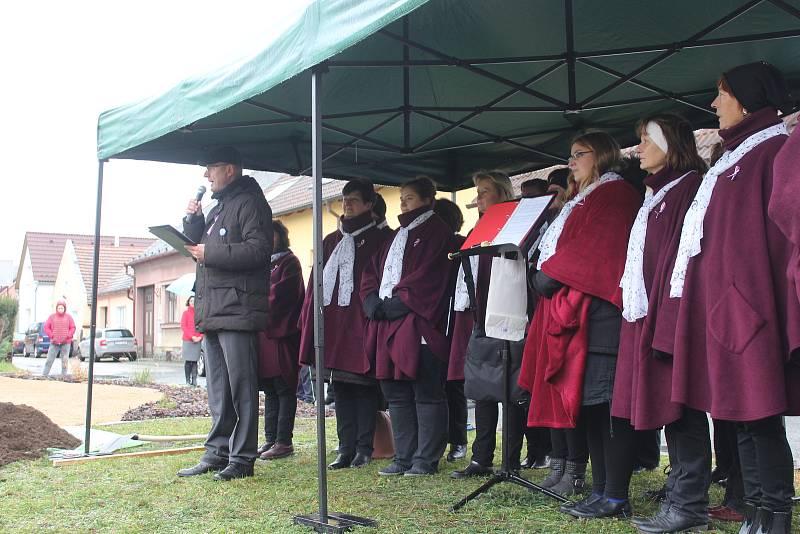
[672,109,800,421]
[611,168,702,430]
[184,175,273,332]
[257,251,304,389]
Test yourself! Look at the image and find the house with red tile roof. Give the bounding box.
[14,232,153,334]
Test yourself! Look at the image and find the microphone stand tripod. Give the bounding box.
[449,245,568,512]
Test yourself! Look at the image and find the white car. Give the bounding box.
[78,328,138,362]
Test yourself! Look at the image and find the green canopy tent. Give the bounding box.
[88,0,800,529]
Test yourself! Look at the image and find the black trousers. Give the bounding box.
[184,360,198,385]
[551,422,589,463]
[664,408,711,520]
[635,428,661,469]
[261,376,297,446]
[471,399,528,469]
[380,346,448,472]
[713,419,744,512]
[202,330,259,466]
[582,402,636,500]
[334,381,379,456]
[737,416,795,513]
[446,380,467,446]
[524,425,551,462]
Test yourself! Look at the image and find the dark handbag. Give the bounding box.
[463,329,529,403]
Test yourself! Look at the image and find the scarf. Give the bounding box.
[620,172,689,322]
[322,219,375,306]
[270,251,289,263]
[379,209,434,299]
[669,122,787,297]
[453,256,479,311]
[536,172,622,269]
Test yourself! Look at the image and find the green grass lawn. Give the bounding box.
[0,359,21,373]
[0,416,791,533]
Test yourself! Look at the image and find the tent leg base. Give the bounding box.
[293,513,377,533]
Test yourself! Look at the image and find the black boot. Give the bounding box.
[739,502,758,534]
[635,507,709,533]
[539,457,565,489]
[550,460,586,497]
[765,511,792,534]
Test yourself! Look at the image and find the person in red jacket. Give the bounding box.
[180,296,203,386]
[43,299,76,377]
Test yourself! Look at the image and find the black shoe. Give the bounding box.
[327,454,354,470]
[559,492,603,513]
[635,507,708,533]
[566,496,632,519]
[532,455,550,469]
[378,462,409,476]
[350,452,371,468]
[451,460,493,479]
[213,462,254,481]
[257,441,275,456]
[177,461,225,477]
[404,465,436,477]
[446,443,468,462]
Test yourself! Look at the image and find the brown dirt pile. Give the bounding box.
[0,403,81,467]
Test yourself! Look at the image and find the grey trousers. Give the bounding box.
[201,330,259,467]
[43,343,70,376]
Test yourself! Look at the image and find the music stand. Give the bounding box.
[448,196,568,511]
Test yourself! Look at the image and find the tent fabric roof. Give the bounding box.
[97,0,800,190]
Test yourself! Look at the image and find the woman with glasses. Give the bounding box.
[611,113,709,533]
[669,62,798,534]
[519,131,642,519]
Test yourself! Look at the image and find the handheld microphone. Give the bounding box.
[184,186,207,224]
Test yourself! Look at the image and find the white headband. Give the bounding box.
[646,121,669,155]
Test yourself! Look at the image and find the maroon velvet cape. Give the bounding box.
[361,207,453,380]
[257,251,305,390]
[519,180,641,428]
[672,109,800,421]
[298,211,387,377]
[447,233,473,381]
[611,169,702,430]
[769,123,800,304]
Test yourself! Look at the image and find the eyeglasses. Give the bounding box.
[567,150,593,162]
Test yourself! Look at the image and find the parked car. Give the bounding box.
[11,332,25,355]
[23,322,49,358]
[79,328,138,362]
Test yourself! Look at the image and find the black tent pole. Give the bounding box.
[84,159,105,454]
[311,66,329,524]
[294,65,377,534]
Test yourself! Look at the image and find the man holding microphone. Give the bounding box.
[177,146,274,481]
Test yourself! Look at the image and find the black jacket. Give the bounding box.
[184,175,273,332]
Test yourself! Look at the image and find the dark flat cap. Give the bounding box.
[200,146,242,167]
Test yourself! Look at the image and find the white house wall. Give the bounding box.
[16,248,54,332]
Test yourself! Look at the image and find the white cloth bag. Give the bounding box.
[484,254,528,341]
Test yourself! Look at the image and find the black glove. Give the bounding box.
[652,349,673,361]
[382,296,411,321]
[362,292,385,320]
[532,270,564,298]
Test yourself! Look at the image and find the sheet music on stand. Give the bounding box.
[148,225,197,259]
[460,194,554,256]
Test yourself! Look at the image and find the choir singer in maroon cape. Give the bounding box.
[611,114,708,533]
[361,176,453,476]
[669,62,799,534]
[298,179,388,470]
[256,221,305,460]
[518,131,641,519]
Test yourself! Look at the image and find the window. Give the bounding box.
[166,290,178,323]
[105,329,133,339]
[115,306,126,327]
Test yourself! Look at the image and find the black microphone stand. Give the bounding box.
[449,244,568,512]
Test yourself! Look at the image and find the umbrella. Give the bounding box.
[165,272,195,295]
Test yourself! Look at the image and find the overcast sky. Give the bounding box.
[0,1,311,271]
